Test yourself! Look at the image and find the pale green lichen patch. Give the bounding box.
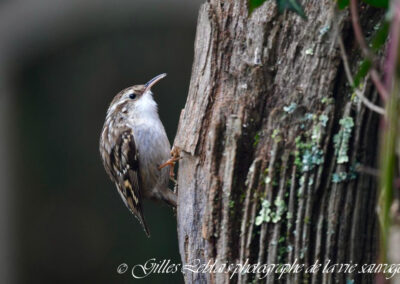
[319,114,329,127]
[333,117,354,164]
[255,197,287,225]
[298,176,305,197]
[304,113,314,121]
[272,197,286,223]
[283,102,297,113]
[332,172,348,183]
[319,25,330,35]
[332,163,358,183]
[294,112,328,172]
[295,133,324,173]
[255,199,272,225]
[301,147,324,172]
[299,247,308,259]
[305,48,314,55]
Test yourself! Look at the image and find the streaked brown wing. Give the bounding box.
[110,129,150,237]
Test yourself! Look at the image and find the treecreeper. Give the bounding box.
[99,73,180,237]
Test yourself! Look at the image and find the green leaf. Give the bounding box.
[353,59,371,88]
[361,0,388,8]
[337,0,388,9]
[337,0,349,9]
[248,0,267,14]
[276,0,307,19]
[372,21,389,51]
[351,22,388,88]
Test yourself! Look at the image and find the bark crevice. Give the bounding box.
[174,1,381,283]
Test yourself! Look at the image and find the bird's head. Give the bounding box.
[106,73,167,119]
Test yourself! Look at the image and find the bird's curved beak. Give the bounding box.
[144,73,167,93]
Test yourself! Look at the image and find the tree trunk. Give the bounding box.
[174,1,381,283]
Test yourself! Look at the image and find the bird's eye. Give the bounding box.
[129,93,137,99]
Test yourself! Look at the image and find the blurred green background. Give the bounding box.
[0,0,202,283]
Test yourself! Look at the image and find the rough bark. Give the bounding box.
[174,1,381,283]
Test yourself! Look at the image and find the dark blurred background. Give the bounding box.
[0,0,202,283]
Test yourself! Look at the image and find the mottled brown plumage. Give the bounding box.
[99,74,176,237]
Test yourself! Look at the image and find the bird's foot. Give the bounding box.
[158,147,181,180]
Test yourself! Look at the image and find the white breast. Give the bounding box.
[128,92,171,193]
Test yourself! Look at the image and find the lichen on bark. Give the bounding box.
[174,1,381,283]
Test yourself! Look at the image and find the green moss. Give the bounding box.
[277,236,287,262]
[321,97,334,105]
[240,192,246,203]
[272,129,282,142]
[272,129,279,138]
[253,132,261,147]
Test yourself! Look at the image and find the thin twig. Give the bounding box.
[356,164,380,177]
[350,0,389,101]
[338,35,386,115]
[370,69,389,101]
[338,35,356,85]
[384,1,400,90]
[350,0,371,58]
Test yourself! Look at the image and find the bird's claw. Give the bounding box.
[159,147,181,181]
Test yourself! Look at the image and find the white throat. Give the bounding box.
[134,91,159,121]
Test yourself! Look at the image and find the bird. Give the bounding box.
[99,73,179,237]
